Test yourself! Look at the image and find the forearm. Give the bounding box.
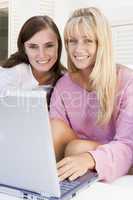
[50,119,77,161]
[65,139,101,157]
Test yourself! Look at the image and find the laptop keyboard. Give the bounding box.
[60,179,80,195]
[59,171,98,197]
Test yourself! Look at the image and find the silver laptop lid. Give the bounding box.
[0,90,60,198]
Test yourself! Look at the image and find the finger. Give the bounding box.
[57,157,71,169]
[68,170,84,181]
[59,167,77,182]
[58,163,74,176]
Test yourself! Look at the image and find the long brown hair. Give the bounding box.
[3,15,66,82]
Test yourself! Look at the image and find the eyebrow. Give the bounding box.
[25,43,37,46]
[25,41,56,46]
[81,35,95,39]
[68,36,95,41]
[25,41,56,45]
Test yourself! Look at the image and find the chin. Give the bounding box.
[37,66,53,72]
[77,66,89,70]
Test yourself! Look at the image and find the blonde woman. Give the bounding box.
[50,7,133,182]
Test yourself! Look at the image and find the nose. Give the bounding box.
[75,41,85,52]
[38,46,46,58]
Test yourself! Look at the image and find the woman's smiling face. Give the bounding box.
[24,27,58,73]
[67,24,97,73]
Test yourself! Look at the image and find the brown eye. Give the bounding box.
[68,39,77,45]
[25,43,38,49]
[29,45,38,49]
[84,39,93,43]
[45,42,55,48]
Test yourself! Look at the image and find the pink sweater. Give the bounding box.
[50,66,133,182]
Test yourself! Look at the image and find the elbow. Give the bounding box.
[97,161,132,183]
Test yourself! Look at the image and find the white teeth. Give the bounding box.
[37,60,49,64]
[75,56,88,60]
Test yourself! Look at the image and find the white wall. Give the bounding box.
[54,0,133,31]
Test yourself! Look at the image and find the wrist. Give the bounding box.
[84,152,96,170]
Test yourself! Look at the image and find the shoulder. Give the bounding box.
[117,64,133,89]
[13,63,30,72]
[0,63,29,73]
[54,73,74,90]
[0,64,29,87]
[0,63,31,84]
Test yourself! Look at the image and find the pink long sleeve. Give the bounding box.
[90,77,133,181]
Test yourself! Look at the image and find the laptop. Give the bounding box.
[0,90,98,200]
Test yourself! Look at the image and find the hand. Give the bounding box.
[57,152,95,181]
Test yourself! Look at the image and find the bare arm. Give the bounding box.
[50,119,77,161]
[64,139,101,157]
[50,119,100,160]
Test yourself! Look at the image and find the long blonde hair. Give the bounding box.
[64,7,117,125]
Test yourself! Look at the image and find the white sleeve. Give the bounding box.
[0,67,21,96]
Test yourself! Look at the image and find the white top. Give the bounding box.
[0,63,38,95]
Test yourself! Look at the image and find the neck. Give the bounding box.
[31,68,53,85]
[80,69,90,82]
[70,68,93,91]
